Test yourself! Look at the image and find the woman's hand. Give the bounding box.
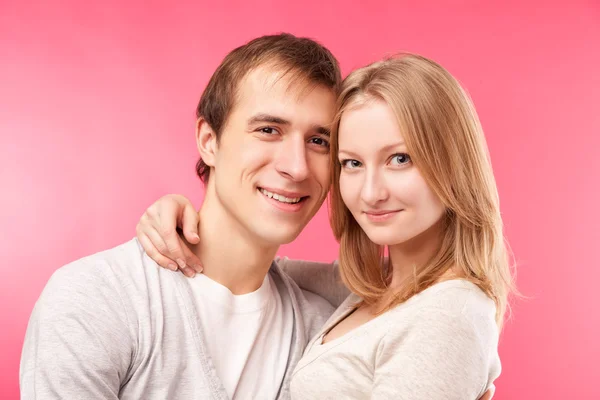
[136,194,203,277]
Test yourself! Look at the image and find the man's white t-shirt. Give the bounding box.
[188,273,293,399]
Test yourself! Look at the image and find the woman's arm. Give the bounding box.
[276,257,350,308]
[372,304,499,399]
[136,194,202,277]
[135,195,351,308]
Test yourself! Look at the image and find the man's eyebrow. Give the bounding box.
[248,113,330,136]
[248,113,291,126]
[314,126,331,136]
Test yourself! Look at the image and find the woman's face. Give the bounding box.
[337,99,445,247]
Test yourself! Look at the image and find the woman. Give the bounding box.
[137,54,514,398]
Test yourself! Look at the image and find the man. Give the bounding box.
[21,33,341,399]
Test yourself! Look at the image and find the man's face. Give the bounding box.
[207,66,335,246]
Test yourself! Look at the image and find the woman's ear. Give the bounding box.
[196,117,217,167]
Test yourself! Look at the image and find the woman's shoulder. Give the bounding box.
[388,279,498,337]
[407,279,494,313]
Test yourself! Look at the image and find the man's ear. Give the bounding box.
[196,117,218,167]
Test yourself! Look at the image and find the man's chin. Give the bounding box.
[254,226,304,247]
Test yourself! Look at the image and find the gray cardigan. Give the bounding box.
[20,239,334,399]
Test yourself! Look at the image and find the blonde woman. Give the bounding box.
[137,54,513,398]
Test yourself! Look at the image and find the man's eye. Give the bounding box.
[309,137,330,147]
[259,127,278,135]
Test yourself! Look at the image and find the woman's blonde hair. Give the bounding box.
[329,54,515,326]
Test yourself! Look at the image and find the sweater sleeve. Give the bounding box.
[372,301,499,400]
[275,257,350,308]
[20,260,135,399]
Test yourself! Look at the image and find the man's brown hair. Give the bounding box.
[195,33,342,183]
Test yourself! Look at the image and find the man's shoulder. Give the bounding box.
[39,238,158,310]
[48,238,145,284]
[21,240,152,397]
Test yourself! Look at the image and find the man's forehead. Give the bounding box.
[244,65,289,88]
[239,65,333,102]
[228,66,335,127]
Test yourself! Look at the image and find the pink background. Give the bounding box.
[1,0,599,398]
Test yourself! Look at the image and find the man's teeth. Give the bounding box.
[260,188,302,204]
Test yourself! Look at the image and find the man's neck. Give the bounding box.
[189,194,279,295]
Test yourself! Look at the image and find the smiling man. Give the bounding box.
[20,33,341,399]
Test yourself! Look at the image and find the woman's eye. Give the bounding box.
[390,153,411,165]
[341,159,362,169]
